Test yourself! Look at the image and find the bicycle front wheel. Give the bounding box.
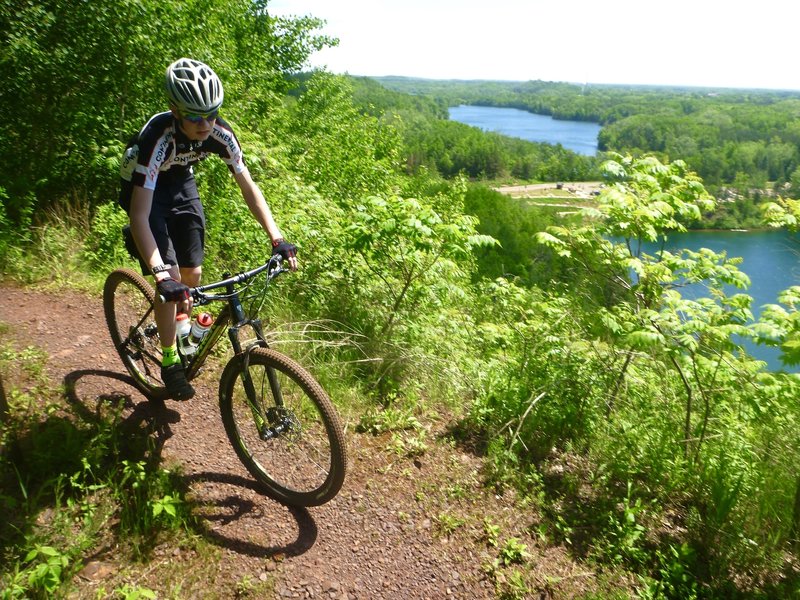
[103,268,166,399]
[219,348,347,506]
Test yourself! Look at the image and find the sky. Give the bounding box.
[267,0,800,91]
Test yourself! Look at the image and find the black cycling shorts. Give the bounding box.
[119,174,206,275]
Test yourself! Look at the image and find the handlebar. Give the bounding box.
[157,255,287,304]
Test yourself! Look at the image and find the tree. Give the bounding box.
[0,0,333,225]
[537,154,758,455]
[340,184,493,396]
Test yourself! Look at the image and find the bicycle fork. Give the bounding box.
[229,323,290,441]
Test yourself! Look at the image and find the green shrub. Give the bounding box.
[84,201,136,272]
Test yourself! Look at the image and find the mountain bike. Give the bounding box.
[103,255,346,506]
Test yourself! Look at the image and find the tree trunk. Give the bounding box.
[0,371,7,423]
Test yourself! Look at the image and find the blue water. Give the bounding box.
[448,104,601,156]
[640,230,800,371]
[449,104,800,369]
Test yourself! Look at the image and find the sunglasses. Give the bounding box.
[181,110,218,123]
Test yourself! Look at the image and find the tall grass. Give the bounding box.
[1,196,108,291]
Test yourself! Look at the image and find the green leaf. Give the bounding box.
[625,330,665,348]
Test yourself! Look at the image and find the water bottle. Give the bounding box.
[190,312,214,345]
[176,313,196,356]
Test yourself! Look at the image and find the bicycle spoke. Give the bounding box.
[233,364,332,492]
[104,270,164,395]
[220,348,346,505]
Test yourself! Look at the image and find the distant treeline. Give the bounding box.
[370,77,800,199]
[345,76,600,182]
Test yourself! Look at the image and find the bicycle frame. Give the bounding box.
[117,255,288,434]
[183,255,288,438]
[181,255,287,376]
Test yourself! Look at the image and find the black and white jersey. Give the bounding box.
[120,112,248,189]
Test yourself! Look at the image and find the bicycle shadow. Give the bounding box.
[183,471,318,559]
[64,368,319,560]
[63,368,180,454]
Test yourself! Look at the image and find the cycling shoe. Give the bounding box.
[161,364,195,401]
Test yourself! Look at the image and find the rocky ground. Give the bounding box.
[0,282,618,599]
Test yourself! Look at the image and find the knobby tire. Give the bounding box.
[103,268,167,399]
[219,347,347,506]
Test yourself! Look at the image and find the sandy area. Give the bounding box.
[495,181,602,199]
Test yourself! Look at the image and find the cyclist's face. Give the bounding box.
[171,107,216,141]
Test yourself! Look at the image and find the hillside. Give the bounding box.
[0,283,629,599]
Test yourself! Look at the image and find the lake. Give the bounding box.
[448,104,601,156]
[641,230,800,371]
[453,104,800,370]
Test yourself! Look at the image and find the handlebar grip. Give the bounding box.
[158,293,195,303]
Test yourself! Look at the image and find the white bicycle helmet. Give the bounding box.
[165,58,224,113]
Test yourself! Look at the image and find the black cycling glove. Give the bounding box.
[156,277,190,302]
[271,238,297,261]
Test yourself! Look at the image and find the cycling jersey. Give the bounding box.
[120,112,248,190]
[119,111,246,272]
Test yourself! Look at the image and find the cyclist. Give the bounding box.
[119,58,297,401]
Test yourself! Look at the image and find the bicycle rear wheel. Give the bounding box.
[103,268,167,399]
[219,348,347,506]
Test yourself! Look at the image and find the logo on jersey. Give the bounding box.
[147,136,172,184]
[153,138,169,164]
[212,128,242,163]
[120,145,139,180]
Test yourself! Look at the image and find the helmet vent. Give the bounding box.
[165,58,224,113]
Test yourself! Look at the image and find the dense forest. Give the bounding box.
[373,77,800,228]
[3,1,800,597]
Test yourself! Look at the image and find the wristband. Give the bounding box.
[151,264,172,275]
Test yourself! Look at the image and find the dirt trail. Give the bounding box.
[0,282,592,599]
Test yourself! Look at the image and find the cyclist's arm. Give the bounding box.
[129,185,171,281]
[234,169,297,270]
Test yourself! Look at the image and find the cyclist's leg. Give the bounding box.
[169,178,205,290]
[180,266,202,287]
[150,185,196,400]
[151,179,205,400]
[117,175,193,400]
[148,209,180,347]
[119,178,182,360]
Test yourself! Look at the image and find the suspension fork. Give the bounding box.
[248,318,286,408]
[229,325,286,408]
[225,283,285,434]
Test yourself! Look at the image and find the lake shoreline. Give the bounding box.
[449,104,601,156]
[495,182,784,234]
